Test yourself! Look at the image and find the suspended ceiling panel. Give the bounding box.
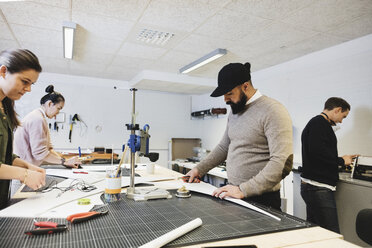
[0,0,371,94]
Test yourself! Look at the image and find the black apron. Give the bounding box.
[0,124,13,210]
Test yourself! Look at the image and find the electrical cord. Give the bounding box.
[38,178,97,197]
[78,119,88,137]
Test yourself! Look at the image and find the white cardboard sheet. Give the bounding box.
[2,168,280,221]
[153,180,281,221]
[0,175,178,218]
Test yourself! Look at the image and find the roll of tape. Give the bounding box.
[78,198,91,205]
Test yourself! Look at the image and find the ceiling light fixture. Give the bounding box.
[62,21,76,59]
[179,48,227,74]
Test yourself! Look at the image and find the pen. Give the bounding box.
[78,146,81,157]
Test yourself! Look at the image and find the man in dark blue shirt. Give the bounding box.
[301,97,357,233]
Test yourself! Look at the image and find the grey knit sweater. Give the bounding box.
[196,95,293,197]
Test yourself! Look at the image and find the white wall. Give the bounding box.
[15,73,199,168]
[192,34,372,162]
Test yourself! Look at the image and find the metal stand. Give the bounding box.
[125,88,170,201]
[126,88,137,199]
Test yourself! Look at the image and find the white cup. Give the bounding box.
[146,163,155,174]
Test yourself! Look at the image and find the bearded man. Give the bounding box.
[186,63,293,210]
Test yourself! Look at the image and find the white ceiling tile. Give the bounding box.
[284,33,347,56]
[12,24,62,47]
[227,44,266,62]
[281,0,372,33]
[139,0,220,32]
[246,51,297,72]
[217,49,256,67]
[21,42,63,58]
[248,33,346,68]
[28,0,70,9]
[67,70,105,79]
[242,21,318,46]
[327,14,372,40]
[195,0,231,8]
[74,31,122,54]
[37,56,70,72]
[195,8,271,41]
[72,0,150,21]
[110,55,154,69]
[226,0,312,20]
[118,42,167,60]
[73,51,114,66]
[148,61,183,74]
[249,62,272,73]
[239,21,319,56]
[0,39,19,51]
[69,60,106,77]
[172,34,235,56]
[72,11,135,41]
[158,50,204,69]
[1,1,70,31]
[1,0,372,95]
[0,21,13,40]
[104,65,140,81]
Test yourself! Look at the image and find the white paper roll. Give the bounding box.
[139,218,202,248]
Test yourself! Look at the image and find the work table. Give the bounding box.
[1,163,361,248]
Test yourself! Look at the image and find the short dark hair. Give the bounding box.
[324,97,350,112]
[40,85,65,105]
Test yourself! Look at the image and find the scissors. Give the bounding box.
[181,175,201,183]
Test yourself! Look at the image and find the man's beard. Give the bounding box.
[226,91,248,114]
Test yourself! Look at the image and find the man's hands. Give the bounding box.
[342,154,359,166]
[185,168,201,183]
[64,156,82,168]
[212,185,244,199]
[185,168,244,199]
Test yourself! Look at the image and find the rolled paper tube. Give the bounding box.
[77,198,91,205]
[139,218,202,248]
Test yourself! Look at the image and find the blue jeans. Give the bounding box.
[300,182,340,233]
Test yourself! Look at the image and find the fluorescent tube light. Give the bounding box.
[62,21,76,59]
[179,48,227,74]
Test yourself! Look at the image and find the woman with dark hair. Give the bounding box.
[0,49,46,209]
[14,85,81,168]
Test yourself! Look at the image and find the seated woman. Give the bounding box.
[0,49,46,209]
[14,85,81,168]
